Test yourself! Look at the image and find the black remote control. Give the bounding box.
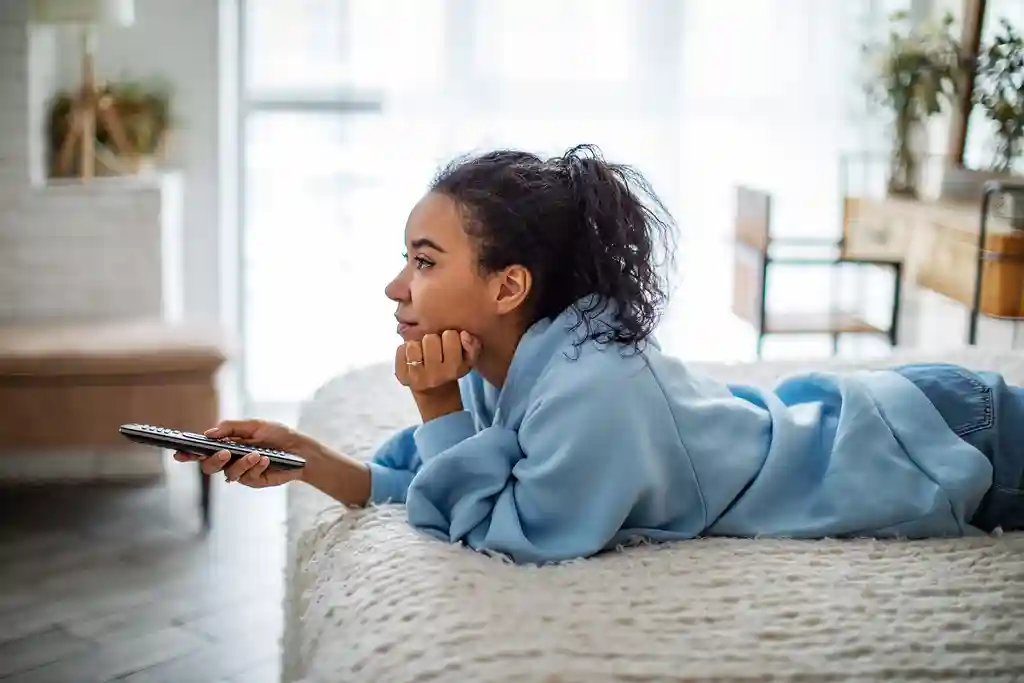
[118,423,306,470]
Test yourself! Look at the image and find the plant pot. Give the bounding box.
[887,114,922,199]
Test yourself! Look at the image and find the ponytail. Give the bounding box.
[559,146,675,347]
[430,143,677,350]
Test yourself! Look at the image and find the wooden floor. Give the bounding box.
[0,405,297,683]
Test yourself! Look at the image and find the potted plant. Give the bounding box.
[104,77,174,173]
[940,16,1024,222]
[973,18,1024,174]
[47,75,174,178]
[864,10,965,198]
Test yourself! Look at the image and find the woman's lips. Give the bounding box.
[397,322,417,336]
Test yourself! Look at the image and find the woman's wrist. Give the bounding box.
[412,384,464,422]
[297,438,371,508]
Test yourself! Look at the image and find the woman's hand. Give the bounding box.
[175,419,373,507]
[395,330,480,392]
[395,330,480,421]
[172,419,309,487]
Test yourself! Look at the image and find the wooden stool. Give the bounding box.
[0,319,228,530]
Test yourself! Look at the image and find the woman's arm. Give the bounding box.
[361,371,489,505]
[297,424,436,507]
[299,439,373,507]
[299,400,479,508]
[366,425,420,505]
[404,368,700,564]
[297,365,488,508]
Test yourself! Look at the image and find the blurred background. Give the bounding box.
[1,0,1023,681]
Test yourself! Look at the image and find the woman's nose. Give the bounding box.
[385,271,408,302]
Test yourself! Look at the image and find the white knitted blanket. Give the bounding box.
[284,349,1024,683]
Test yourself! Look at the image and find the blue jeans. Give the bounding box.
[893,363,1024,533]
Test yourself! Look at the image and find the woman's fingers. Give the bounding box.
[404,340,424,367]
[440,330,461,370]
[223,451,261,483]
[263,466,304,487]
[460,331,480,365]
[394,331,480,391]
[180,444,298,490]
[464,332,480,360]
[453,331,480,377]
[394,343,410,385]
[422,334,443,366]
[200,450,231,475]
[205,419,261,440]
[239,454,271,487]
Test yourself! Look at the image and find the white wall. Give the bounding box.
[52,0,235,328]
[0,0,32,191]
[0,1,185,325]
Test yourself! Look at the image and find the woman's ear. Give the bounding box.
[492,265,531,315]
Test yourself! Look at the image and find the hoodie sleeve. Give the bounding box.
[367,374,487,505]
[366,425,420,505]
[404,367,680,564]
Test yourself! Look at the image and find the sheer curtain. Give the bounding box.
[241,0,684,403]
[662,0,911,361]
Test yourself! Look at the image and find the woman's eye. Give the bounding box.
[401,251,433,269]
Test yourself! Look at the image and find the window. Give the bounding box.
[244,0,446,95]
[240,0,685,402]
[472,0,637,83]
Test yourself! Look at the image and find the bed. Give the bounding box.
[283,348,1024,682]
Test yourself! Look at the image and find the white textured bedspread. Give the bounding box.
[284,349,1024,682]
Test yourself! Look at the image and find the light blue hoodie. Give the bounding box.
[368,302,994,565]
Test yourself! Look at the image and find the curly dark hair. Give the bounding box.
[429,143,677,351]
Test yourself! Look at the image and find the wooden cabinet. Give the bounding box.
[844,196,1024,319]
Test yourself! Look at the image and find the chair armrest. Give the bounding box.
[765,241,841,262]
[767,254,901,271]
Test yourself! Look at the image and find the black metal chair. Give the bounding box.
[731,185,903,357]
[968,180,1024,345]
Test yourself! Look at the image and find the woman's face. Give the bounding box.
[385,193,499,343]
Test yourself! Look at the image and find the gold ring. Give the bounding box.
[406,360,424,367]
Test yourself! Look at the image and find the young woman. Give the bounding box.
[176,144,1024,565]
